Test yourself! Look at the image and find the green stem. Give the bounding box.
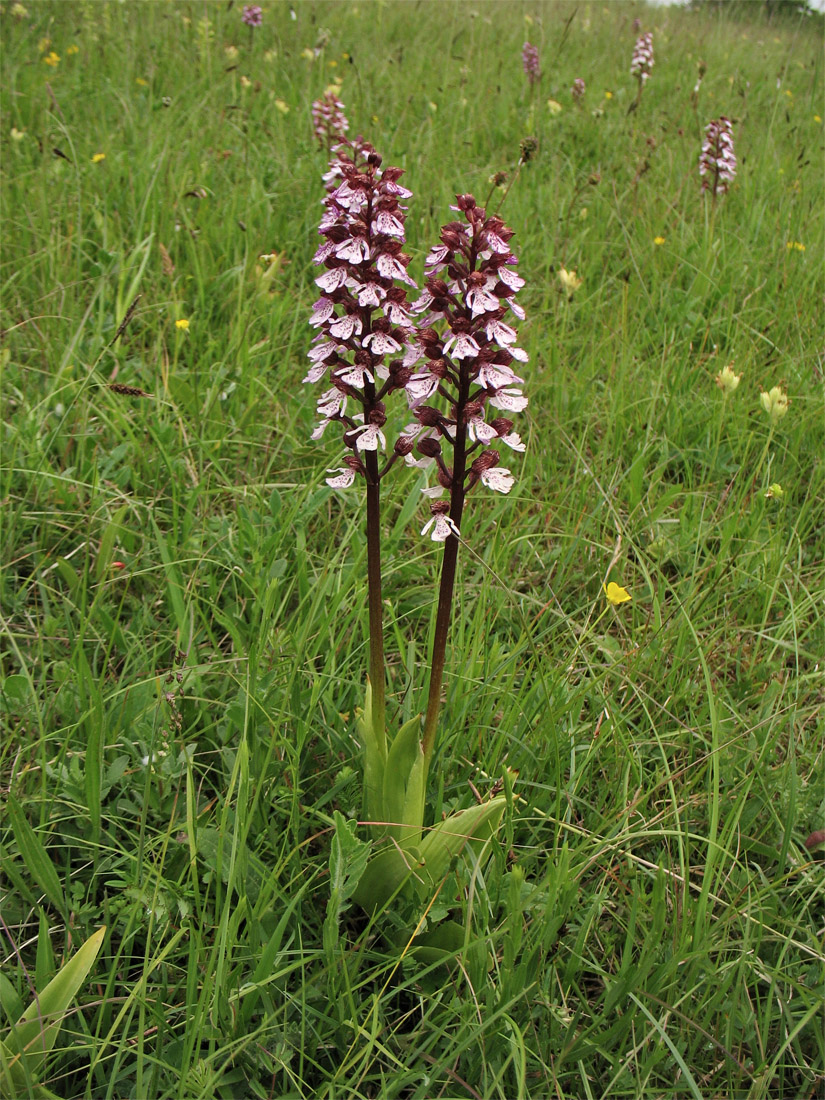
[364,449,385,749]
[421,383,469,764]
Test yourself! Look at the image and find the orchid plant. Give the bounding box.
[305,135,527,929]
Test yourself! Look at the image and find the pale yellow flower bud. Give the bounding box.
[559,267,583,294]
[715,364,741,395]
[760,385,789,424]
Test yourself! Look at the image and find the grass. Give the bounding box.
[1,0,823,1097]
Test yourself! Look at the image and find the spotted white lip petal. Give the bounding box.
[406,372,439,407]
[329,314,362,340]
[335,363,373,387]
[363,331,401,355]
[352,423,386,452]
[315,267,347,293]
[357,281,385,307]
[443,331,480,360]
[500,431,526,452]
[421,514,460,541]
[490,387,529,413]
[325,467,356,489]
[307,340,340,362]
[302,363,328,384]
[481,467,514,493]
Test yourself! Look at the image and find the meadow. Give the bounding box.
[1,0,824,1097]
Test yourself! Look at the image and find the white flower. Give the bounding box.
[315,267,347,292]
[362,330,401,355]
[421,513,461,541]
[335,362,373,387]
[489,387,529,413]
[329,314,362,340]
[481,467,514,493]
[499,431,526,452]
[468,415,499,444]
[406,372,439,407]
[442,331,480,360]
[351,422,386,451]
[325,467,355,489]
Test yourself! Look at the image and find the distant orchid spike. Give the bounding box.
[699,117,737,197]
[242,4,262,27]
[306,140,418,481]
[411,193,528,538]
[572,77,586,102]
[522,41,540,86]
[312,88,350,152]
[630,32,654,83]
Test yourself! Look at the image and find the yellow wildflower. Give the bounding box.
[43,51,60,67]
[301,47,315,61]
[11,127,26,141]
[66,44,79,55]
[815,115,822,123]
[274,98,289,114]
[559,267,583,294]
[785,241,805,252]
[715,364,741,395]
[653,236,665,246]
[603,582,631,606]
[175,318,190,331]
[760,385,789,424]
[136,77,148,86]
[91,152,106,163]
[604,90,613,100]
[547,99,563,116]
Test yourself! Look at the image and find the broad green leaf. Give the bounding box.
[4,926,105,1085]
[5,797,65,917]
[417,796,506,894]
[382,714,425,846]
[351,844,420,912]
[358,679,387,832]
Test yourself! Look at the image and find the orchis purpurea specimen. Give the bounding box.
[522,41,540,86]
[629,32,653,112]
[311,88,350,153]
[305,139,418,746]
[699,117,737,200]
[409,193,528,760]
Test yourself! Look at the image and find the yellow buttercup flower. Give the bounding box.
[785,241,805,252]
[604,90,613,100]
[66,44,79,55]
[603,582,631,606]
[175,318,190,331]
[91,152,106,163]
[43,51,60,67]
[653,236,665,246]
